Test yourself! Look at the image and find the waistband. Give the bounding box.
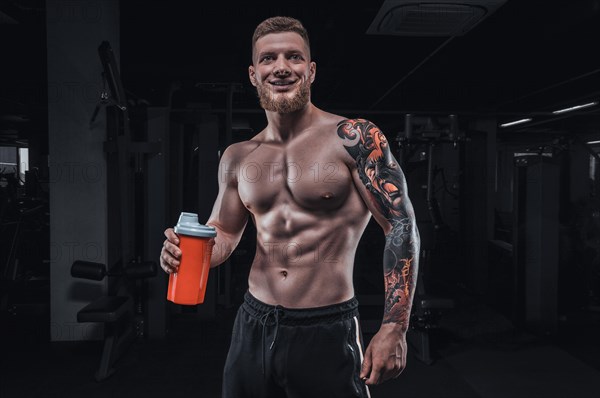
[242,291,359,326]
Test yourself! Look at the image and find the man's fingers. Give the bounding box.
[160,251,179,273]
[162,250,180,266]
[164,228,179,244]
[380,365,403,383]
[365,364,384,386]
[363,352,404,385]
[360,346,372,380]
[160,231,181,274]
[374,356,405,384]
[165,241,181,259]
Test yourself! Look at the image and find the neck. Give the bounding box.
[264,102,317,141]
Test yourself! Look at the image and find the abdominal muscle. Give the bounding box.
[247,209,369,308]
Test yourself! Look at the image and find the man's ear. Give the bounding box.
[249,65,257,87]
[309,61,316,83]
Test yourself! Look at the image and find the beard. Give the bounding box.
[256,78,311,113]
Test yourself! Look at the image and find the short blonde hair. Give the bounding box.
[252,16,311,58]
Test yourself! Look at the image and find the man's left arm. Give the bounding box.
[337,118,420,386]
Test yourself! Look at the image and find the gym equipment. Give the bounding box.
[71,260,156,381]
[409,257,454,365]
[513,153,560,334]
[70,40,161,380]
[0,181,48,317]
[397,114,463,364]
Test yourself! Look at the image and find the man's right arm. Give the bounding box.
[205,145,249,267]
[160,145,249,273]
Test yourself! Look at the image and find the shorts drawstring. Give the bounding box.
[260,305,282,376]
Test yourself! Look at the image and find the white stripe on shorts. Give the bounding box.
[353,316,371,398]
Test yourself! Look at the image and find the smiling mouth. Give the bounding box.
[270,80,296,87]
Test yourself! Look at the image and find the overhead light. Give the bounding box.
[500,118,532,128]
[587,140,600,145]
[552,101,598,115]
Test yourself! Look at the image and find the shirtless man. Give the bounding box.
[160,16,420,398]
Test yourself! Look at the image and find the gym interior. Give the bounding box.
[1,0,600,397]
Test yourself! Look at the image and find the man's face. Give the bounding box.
[249,32,316,114]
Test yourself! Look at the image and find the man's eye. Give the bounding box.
[290,54,302,60]
[261,56,273,62]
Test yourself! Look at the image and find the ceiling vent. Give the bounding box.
[367,0,507,36]
[0,10,18,24]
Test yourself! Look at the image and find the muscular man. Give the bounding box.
[160,16,420,398]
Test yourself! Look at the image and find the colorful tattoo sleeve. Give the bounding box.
[337,118,420,330]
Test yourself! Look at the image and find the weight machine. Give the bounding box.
[395,114,466,364]
[70,41,160,381]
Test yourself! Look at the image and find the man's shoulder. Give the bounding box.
[320,113,383,138]
[332,116,386,142]
[318,110,349,127]
[221,140,262,163]
[335,117,380,129]
[315,111,364,139]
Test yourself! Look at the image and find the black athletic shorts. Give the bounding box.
[222,291,371,398]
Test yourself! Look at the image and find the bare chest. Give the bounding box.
[237,143,353,213]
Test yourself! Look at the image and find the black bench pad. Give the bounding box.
[77,296,130,323]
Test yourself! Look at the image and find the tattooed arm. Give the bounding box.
[337,118,420,385]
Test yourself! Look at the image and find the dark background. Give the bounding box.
[1,1,600,397]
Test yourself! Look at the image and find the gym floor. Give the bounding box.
[2,287,600,398]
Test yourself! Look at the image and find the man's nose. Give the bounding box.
[273,57,291,76]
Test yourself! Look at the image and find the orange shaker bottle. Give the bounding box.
[167,212,216,305]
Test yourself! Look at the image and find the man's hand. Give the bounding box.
[160,228,181,274]
[360,323,407,386]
